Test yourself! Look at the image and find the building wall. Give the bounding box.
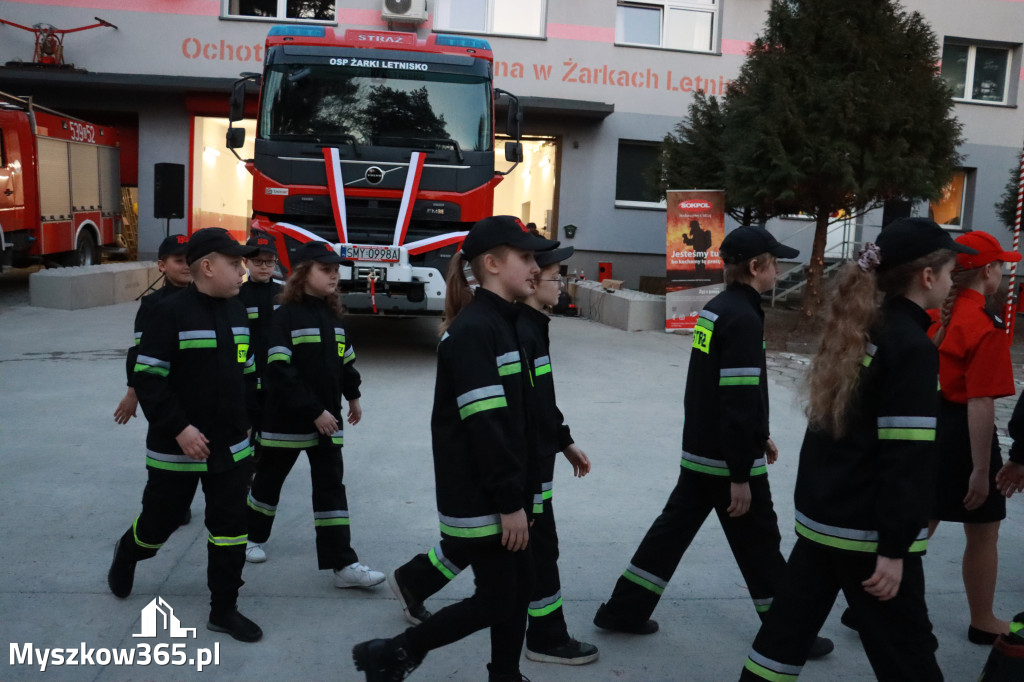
[1,0,1020,279]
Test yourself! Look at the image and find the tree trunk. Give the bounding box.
[801,212,831,320]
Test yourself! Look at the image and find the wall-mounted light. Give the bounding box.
[203,145,221,157]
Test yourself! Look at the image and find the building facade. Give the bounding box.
[1,0,1021,287]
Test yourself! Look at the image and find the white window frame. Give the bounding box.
[929,168,974,230]
[942,40,1015,106]
[615,0,720,54]
[221,0,337,23]
[432,0,548,39]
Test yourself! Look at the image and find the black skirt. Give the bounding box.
[932,398,1006,523]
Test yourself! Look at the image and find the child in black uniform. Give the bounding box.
[107,227,262,642]
[594,226,832,657]
[245,240,384,588]
[385,245,599,667]
[114,234,192,426]
[740,218,974,681]
[353,215,555,682]
[237,232,282,472]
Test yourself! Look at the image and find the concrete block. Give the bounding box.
[30,262,160,310]
[570,280,666,331]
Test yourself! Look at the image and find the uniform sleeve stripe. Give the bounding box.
[533,355,550,368]
[720,367,761,377]
[877,416,936,429]
[178,330,216,340]
[456,385,505,408]
[231,326,250,335]
[878,428,935,441]
[720,376,760,386]
[699,309,719,323]
[495,351,520,367]
[135,354,170,370]
[291,327,319,337]
[459,397,507,419]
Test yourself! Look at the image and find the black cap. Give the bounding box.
[535,246,574,268]
[719,226,800,264]
[292,240,351,267]
[186,227,260,265]
[245,232,277,256]
[876,217,976,271]
[158,234,189,259]
[461,215,558,260]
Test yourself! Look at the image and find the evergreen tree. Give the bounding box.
[670,0,962,318]
[996,159,1022,231]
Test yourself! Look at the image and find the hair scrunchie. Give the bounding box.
[856,243,882,272]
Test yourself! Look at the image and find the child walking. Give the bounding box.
[594,226,832,657]
[107,227,262,642]
[245,240,384,589]
[385,244,598,667]
[352,215,555,682]
[740,218,973,681]
[928,230,1018,644]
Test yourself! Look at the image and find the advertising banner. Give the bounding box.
[665,189,726,330]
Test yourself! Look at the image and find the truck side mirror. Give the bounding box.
[505,99,522,137]
[226,127,246,149]
[504,141,523,163]
[229,80,246,123]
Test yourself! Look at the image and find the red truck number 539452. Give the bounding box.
[68,121,97,144]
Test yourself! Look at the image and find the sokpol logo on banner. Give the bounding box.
[9,597,220,672]
[678,200,713,211]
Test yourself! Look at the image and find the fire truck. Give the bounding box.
[227,26,522,314]
[0,91,121,269]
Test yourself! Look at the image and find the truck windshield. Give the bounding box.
[259,63,492,153]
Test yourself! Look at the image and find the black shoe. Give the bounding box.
[488,671,531,682]
[968,625,1001,645]
[387,569,432,626]
[179,508,191,527]
[352,637,423,681]
[107,537,136,599]
[839,607,859,633]
[593,602,658,635]
[207,609,262,643]
[807,636,835,659]
[525,637,599,665]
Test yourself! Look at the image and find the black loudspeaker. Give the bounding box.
[881,199,912,228]
[153,163,185,219]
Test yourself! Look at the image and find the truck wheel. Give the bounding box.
[64,231,98,267]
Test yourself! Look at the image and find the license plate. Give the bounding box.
[342,245,400,262]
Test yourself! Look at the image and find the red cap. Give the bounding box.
[955,231,1021,269]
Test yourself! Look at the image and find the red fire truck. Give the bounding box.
[0,91,122,269]
[227,26,522,314]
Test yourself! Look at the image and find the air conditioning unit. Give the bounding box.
[382,0,428,24]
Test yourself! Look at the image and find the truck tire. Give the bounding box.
[64,230,98,267]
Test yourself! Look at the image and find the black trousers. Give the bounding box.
[741,538,942,682]
[397,498,570,650]
[119,464,249,615]
[403,541,534,676]
[247,444,357,569]
[603,468,785,623]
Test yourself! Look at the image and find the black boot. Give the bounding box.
[107,535,136,599]
[352,635,423,681]
[487,663,531,681]
[207,608,262,642]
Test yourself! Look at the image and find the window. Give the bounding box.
[615,141,665,208]
[224,0,334,22]
[941,40,1014,105]
[433,0,546,38]
[929,169,974,228]
[616,1,718,53]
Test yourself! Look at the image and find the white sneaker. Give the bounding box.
[245,542,266,563]
[334,562,385,589]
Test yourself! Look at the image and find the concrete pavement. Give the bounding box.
[1,298,1022,681]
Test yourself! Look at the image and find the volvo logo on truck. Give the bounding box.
[364,167,384,184]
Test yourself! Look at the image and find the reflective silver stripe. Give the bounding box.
[136,355,170,370]
[534,355,550,368]
[273,304,280,310]
[343,346,355,359]
[495,351,519,366]
[865,342,877,356]
[133,331,142,341]
[720,367,761,377]
[440,331,450,343]
[245,306,258,315]
[247,492,276,513]
[291,327,319,337]
[432,543,462,575]
[795,511,878,542]
[259,431,318,442]
[533,492,545,504]
[699,309,719,322]
[146,450,195,465]
[178,330,216,340]
[231,326,250,335]
[244,354,255,368]
[541,481,553,492]
[313,510,350,520]
[456,385,505,408]
[753,597,772,607]
[748,650,803,676]
[438,512,501,528]
[330,429,343,438]
[682,450,766,470]
[529,590,562,610]
[877,416,936,429]
[229,439,250,455]
[334,327,345,336]
[268,345,292,357]
[626,563,667,588]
